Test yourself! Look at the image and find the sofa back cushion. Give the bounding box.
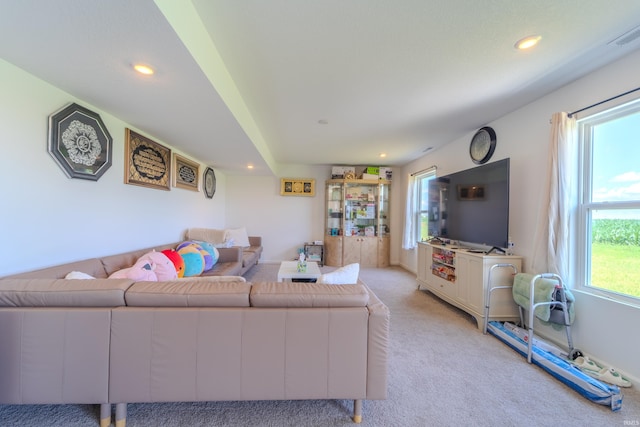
[186,228,226,245]
[124,278,251,307]
[2,258,108,279]
[0,278,133,307]
[250,282,370,307]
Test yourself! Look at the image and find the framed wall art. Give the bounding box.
[48,102,113,180]
[173,154,200,191]
[124,128,171,190]
[203,167,216,198]
[280,178,315,196]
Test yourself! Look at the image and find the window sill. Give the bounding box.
[573,287,640,310]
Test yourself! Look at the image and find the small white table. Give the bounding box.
[277,261,322,282]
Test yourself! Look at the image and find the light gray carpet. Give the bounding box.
[1,264,638,426]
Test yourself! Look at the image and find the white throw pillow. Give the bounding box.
[224,227,251,248]
[65,271,95,280]
[317,263,360,285]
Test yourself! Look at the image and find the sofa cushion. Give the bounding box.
[0,278,133,307]
[250,282,369,307]
[200,260,242,277]
[124,278,251,307]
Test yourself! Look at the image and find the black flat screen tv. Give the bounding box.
[428,158,510,249]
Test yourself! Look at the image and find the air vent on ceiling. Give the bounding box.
[608,25,640,46]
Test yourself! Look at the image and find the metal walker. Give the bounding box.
[483,266,582,363]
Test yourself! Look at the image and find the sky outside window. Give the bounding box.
[592,110,640,218]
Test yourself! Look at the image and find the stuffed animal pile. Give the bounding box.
[108,241,219,281]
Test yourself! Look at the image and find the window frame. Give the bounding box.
[576,98,640,306]
[415,170,436,242]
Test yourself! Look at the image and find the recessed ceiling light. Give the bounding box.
[515,35,541,50]
[379,153,387,158]
[133,64,155,75]
[247,164,254,169]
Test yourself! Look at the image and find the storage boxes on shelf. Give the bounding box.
[432,251,455,265]
[431,264,456,281]
[331,166,355,179]
[431,247,456,281]
[379,167,392,181]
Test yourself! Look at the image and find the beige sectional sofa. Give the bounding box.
[0,244,389,427]
[185,228,263,276]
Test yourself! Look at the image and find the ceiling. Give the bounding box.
[1,1,640,176]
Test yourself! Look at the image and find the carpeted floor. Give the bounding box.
[1,264,639,426]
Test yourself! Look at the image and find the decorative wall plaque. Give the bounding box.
[280,178,315,196]
[48,103,112,180]
[173,154,200,191]
[124,128,171,190]
[203,167,216,198]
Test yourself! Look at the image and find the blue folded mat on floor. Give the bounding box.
[487,321,622,411]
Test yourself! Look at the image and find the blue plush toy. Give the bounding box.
[178,240,218,272]
[193,240,218,271]
[209,246,219,266]
[177,245,205,277]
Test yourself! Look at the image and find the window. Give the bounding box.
[577,99,640,303]
[403,167,436,249]
[416,170,436,242]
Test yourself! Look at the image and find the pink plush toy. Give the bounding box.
[109,258,158,281]
[137,251,177,281]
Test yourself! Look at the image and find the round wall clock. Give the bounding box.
[469,126,497,165]
[203,167,216,198]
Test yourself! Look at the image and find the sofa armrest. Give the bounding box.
[248,236,262,247]
[216,247,242,263]
[363,285,389,400]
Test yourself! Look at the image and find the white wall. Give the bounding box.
[225,165,330,263]
[400,49,640,383]
[225,166,406,265]
[0,59,227,275]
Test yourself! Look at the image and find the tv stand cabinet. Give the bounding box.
[417,242,522,330]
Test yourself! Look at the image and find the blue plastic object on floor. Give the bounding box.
[487,321,622,411]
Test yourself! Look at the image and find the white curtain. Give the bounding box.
[402,173,417,250]
[531,112,578,280]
